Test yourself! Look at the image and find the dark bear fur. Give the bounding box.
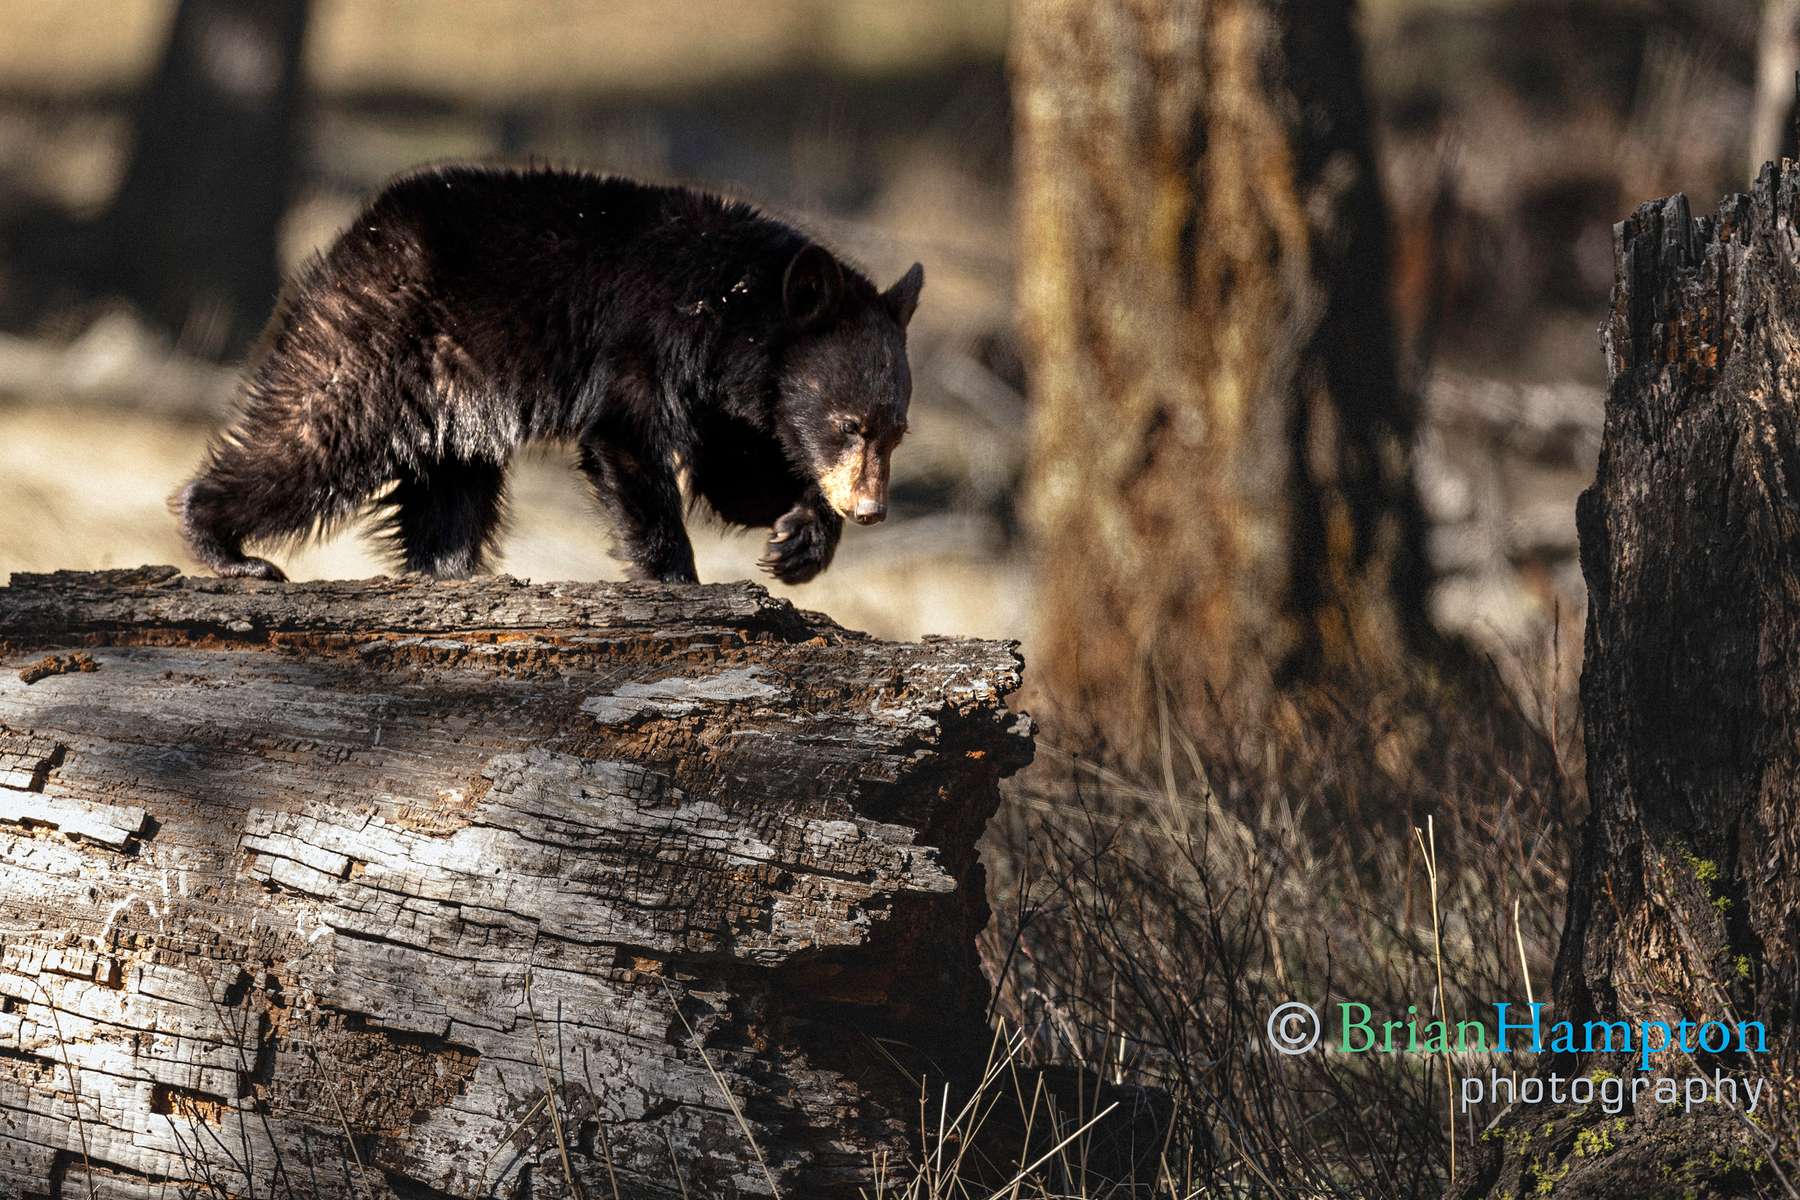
[177,164,923,584]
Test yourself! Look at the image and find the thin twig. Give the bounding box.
[1415,817,1455,1184]
[660,978,781,1198]
[32,979,97,1200]
[524,972,584,1200]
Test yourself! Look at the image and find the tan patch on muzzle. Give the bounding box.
[818,444,888,523]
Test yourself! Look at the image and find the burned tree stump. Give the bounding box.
[1461,170,1800,1195]
[0,567,1033,1199]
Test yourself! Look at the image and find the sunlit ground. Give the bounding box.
[0,401,1033,645]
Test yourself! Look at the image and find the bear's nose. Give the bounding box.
[853,499,887,525]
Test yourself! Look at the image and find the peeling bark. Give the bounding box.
[1460,169,1800,1196]
[0,567,1033,1199]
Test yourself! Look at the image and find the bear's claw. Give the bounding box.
[759,503,837,585]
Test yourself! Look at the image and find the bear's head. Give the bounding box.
[774,246,923,525]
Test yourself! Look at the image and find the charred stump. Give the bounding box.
[0,568,1033,1198]
[1461,169,1800,1195]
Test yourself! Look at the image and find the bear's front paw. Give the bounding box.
[758,504,839,584]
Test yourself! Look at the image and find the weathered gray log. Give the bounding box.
[0,567,1033,1199]
[1460,169,1800,1195]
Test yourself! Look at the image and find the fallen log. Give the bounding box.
[0,567,1033,1199]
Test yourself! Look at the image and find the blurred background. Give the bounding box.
[2,2,1793,1190]
[0,0,1773,662]
[0,0,1021,641]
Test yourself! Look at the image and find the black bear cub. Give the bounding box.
[178,165,923,585]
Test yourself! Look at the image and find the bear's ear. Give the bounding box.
[783,244,843,330]
[883,262,924,328]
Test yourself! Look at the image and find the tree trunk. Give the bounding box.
[0,568,1033,1199]
[1461,173,1800,1196]
[1749,0,1800,182]
[1014,0,1431,728]
[99,0,310,356]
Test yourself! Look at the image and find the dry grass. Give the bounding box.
[974,646,1579,1197]
[798,641,1577,1199]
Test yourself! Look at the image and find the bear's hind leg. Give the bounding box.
[178,435,352,581]
[178,477,290,580]
[376,457,509,578]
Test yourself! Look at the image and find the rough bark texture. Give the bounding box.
[0,567,1033,1199]
[1461,170,1800,1196]
[1014,0,1430,727]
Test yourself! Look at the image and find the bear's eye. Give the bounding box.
[835,417,862,438]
